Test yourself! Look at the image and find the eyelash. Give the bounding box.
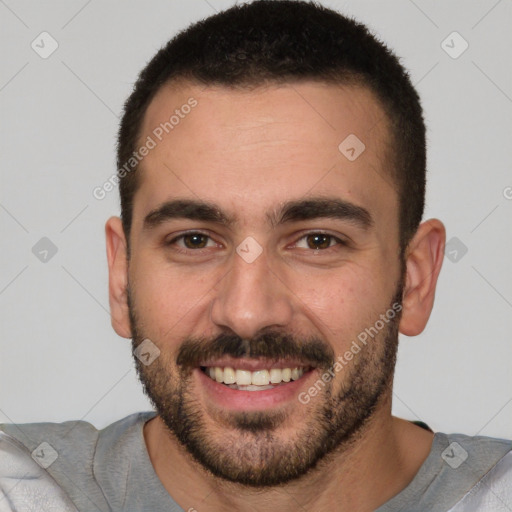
[165,230,348,253]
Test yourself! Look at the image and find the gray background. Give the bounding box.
[1,0,511,438]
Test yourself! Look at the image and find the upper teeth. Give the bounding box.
[205,367,306,386]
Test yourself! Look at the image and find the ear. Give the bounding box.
[105,216,131,338]
[399,219,446,336]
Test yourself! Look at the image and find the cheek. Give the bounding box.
[294,269,389,345]
[301,265,379,310]
[129,260,217,336]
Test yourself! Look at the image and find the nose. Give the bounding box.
[210,247,294,339]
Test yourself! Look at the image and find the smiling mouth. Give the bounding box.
[200,366,311,391]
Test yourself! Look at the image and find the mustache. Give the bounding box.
[176,331,335,369]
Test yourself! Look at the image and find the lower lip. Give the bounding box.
[195,368,315,411]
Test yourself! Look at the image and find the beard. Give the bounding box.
[129,273,405,488]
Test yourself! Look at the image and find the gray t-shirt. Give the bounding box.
[1,411,511,511]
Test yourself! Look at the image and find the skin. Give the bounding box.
[106,81,445,511]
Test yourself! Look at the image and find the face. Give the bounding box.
[125,81,405,486]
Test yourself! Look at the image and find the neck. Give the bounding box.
[144,393,434,512]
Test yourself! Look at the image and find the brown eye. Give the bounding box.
[182,233,209,249]
[305,234,333,250]
[293,232,347,251]
[166,232,217,251]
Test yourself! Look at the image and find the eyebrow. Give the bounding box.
[143,197,373,231]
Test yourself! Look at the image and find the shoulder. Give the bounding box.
[0,417,100,454]
[379,430,512,512]
[448,448,512,511]
[0,429,81,511]
[436,431,512,511]
[438,431,511,472]
[0,411,155,461]
[0,411,156,511]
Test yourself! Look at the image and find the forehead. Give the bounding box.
[134,80,397,230]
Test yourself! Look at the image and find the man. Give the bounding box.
[1,1,510,511]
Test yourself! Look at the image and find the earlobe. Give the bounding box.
[399,219,446,336]
[105,216,132,339]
